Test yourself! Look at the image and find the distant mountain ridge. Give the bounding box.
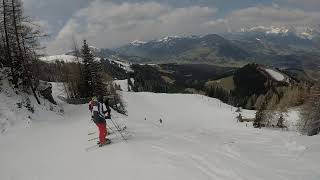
[41,29,320,80]
[110,30,319,79]
[114,34,251,63]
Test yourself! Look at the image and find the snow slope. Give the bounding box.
[1,83,320,180]
[0,69,64,134]
[265,68,285,81]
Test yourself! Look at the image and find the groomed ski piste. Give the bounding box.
[1,81,320,180]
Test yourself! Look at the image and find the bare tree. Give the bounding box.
[0,0,45,104]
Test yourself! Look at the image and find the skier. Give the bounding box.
[89,96,111,147]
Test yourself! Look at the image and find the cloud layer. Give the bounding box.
[208,6,320,31]
[46,1,218,54]
[27,0,319,54]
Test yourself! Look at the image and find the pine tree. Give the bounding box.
[90,58,104,96]
[80,40,94,97]
[80,40,104,97]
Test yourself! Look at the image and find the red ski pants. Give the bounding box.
[96,122,107,144]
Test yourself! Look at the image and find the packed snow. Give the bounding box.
[265,69,285,81]
[1,81,320,180]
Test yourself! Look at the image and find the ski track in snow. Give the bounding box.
[1,84,320,180]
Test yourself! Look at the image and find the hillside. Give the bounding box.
[1,82,320,180]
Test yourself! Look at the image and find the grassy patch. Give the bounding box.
[206,76,235,91]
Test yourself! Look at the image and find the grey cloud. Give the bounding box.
[22,0,90,37]
[275,0,320,6]
[31,0,320,54]
[207,6,320,31]
[46,1,218,54]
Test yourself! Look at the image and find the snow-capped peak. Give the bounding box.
[156,35,181,43]
[128,35,199,46]
[295,27,319,40]
[241,26,289,34]
[240,26,320,40]
[266,26,289,34]
[130,40,147,46]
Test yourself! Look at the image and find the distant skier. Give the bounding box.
[89,96,111,147]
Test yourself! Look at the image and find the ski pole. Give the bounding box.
[106,123,119,137]
[110,118,127,142]
[112,118,124,132]
[109,118,127,142]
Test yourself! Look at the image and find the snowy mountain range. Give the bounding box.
[240,26,320,40]
[115,34,250,63]
[39,30,320,80]
[129,35,201,47]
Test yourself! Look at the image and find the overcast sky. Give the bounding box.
[21,0,320,55]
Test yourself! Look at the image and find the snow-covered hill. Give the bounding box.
[0,69,64,134]
[39,54,100,63]
[39,54,81,63]
[39,50,133,73]
[1,81,320,180]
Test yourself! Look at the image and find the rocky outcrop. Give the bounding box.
[38,81,56,104]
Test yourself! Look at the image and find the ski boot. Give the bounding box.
[98,139,111,147]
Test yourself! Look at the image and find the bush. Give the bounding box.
[299,84,320,136]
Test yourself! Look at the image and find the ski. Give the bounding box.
[85,144,99,152]
[88,137,99,142]
[85,140,112,152]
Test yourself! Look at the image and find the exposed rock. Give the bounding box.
[38,81,56,104]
